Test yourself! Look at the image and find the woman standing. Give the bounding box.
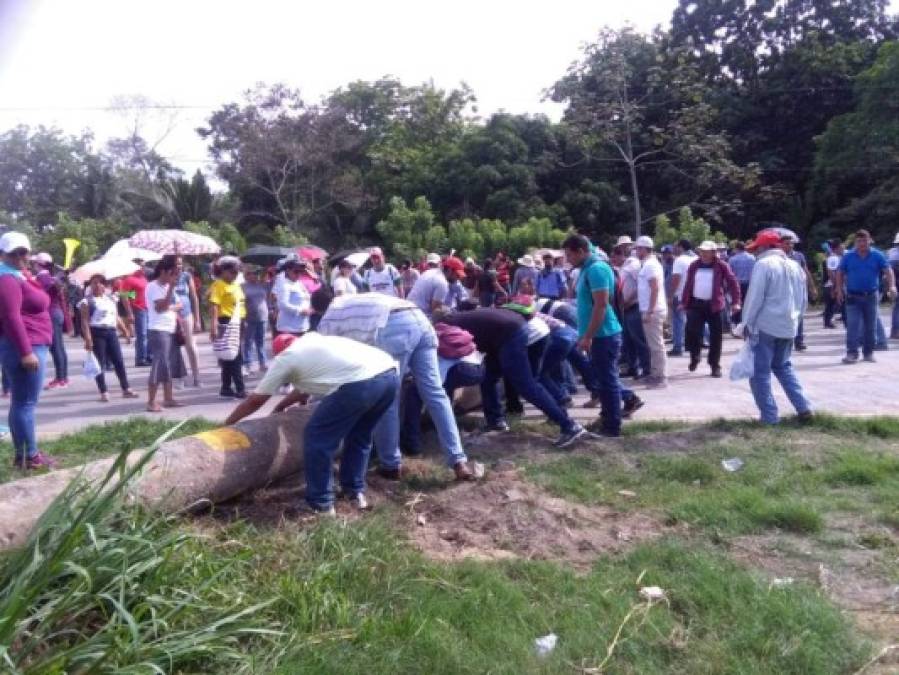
[274,259,311,336]
[79,275,139,402]
[332,259,358,296]
[174,256,202,388]
[209,256,247,398]
[0,232,56,469]
[241,265,269,374]
[145,258,186,412]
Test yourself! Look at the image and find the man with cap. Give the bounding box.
[315,290,474,480]
[363,247,404,298]
[225,332,398,514]
[32,252,68,389]
[634,236,667,386]
[407,255,466,319]
[536,253,567,300]
[834,229,897,363]
[737,229,812,424]
[781,234,815,351]
[614,235,649,379]
[511,254,538,295]
[681,240,741,377]
[667,239,696,357]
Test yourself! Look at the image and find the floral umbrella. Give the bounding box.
[71,258,139,285]
[129,230,221,256]
[296,245,328,261]
[104,239,162,262]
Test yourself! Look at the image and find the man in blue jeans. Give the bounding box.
[834,229,897,364]
[315,290,475,480]
[441,307,587,448]
[225,332,398,514]
[563,234,627,437]
[737,230,812,424]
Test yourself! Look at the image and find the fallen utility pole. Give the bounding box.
[0,409,313,551]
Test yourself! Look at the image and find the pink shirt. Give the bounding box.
[0,274,52,356]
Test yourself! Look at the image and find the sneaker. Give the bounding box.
[484,420,511,432]
[643,376,668,388]
[347,492,370,510]
[44,379,61,390]
[583,395,601,409]
[233,391,248,399]
[453,461,475,481]
[554,424,587,448]
[862,354,876,363]
[688,358,699,372]
[795,343,807,352]
[219,389,236,398]
[99,392,110,402]
[15,451,58,470]
[666,349,683,357]
[560,398,574,408]
[57,379,69,389]
[376,465,407,480]
[622,395,645,418]
[842,354,859,364]
[710,367,723,378]
[308,504,337,517]
[797,410,814,423]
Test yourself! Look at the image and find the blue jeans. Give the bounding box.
[621,305,650,374]
[402,360,484,454]
[875,314,888,348]
[482,326,575,433]
[540,326,600,404]
[795,317,805,347]
[243,319,267,369]
[49,310,68,381]
[671,302,686,352]
[0,340,48,460]
[133,308,149,365]
[748,331,811,424]
[589,333,623,435]
[304,370,398,509]
[373,309,466,469]
[844,292,878,357]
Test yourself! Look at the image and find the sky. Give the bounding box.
[0,0,678,176]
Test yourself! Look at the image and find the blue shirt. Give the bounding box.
[728,251,756,284]
[838,247,887,293]
[575,255,622,339]
[535,268,567,299]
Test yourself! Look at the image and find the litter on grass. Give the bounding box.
[534,633,558,657]
[639,586,666,601]
[721,458,745,472]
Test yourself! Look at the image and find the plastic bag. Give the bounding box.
[729,340,754,381]
[82,352,102,380]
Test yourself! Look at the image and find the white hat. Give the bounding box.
[634,236,654,249]
[32,252,53,265]
[893,232,899,244]
[697,240,718,252]
[517,254,535,267]
[615,235,633,247]
[464,257,475,265]
[0,231,31,254]
[426,252,441,265]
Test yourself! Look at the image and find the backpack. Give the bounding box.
[434,322,476,359]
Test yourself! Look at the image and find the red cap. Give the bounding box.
[273,333,297,355]
[746,229,782,252]
[442,256,466,279]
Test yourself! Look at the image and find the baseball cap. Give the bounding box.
[0,232,31,254]
[272,333,297,355]
[442,256,466,278]
[369,246,384,257]
[746,230,782,252]
[634,236,654,249]
[426,252,441,265]
[32,252,53,264]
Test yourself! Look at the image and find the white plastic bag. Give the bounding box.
[729,340,754,381]
[82,352,102,380]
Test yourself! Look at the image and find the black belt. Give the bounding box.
[847,290,877,296]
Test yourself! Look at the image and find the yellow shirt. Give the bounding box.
[209,279,246,319]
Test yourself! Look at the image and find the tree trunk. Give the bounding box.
[628,160,642,238]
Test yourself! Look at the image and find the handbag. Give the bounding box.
[174,320,186,347]
[213,317,241,362]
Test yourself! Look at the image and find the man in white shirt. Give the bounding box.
[363,247,404,298]
[634,236,667,386]
[225,332,399,514]
[407,255,467,318]
[616,237,649,379]
[667,239,697,356]
[736,230,811,425]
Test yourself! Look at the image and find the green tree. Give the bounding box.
[171,170,213,223]
[653,207,726,247]
[375,196,447,260]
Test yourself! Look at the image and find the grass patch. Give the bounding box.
[622,419,688,436]
[823,451,899,486]
[0,417,217,484]
[194,519,867,674]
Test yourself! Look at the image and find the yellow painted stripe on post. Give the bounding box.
[194,428,252,452]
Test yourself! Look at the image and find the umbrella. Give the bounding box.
[242,245,295,264]
[760,223,799,243]
[71,258,138,285]
[296,245,328,261]
[104,239,162,262]
[345,251,370,268]
[129,229,221,255]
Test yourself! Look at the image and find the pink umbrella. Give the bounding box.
[129,230,221,256]
[296,245,328,261]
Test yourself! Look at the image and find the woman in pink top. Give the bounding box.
[0,232,56,470]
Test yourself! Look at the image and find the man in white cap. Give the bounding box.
[680,240,741,377]
[364,247,404,298]
[634,236,667,386]
[511,254,538,295]
[614,235,649,379]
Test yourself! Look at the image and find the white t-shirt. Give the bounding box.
[146,281,178,333]
[79,293,119,329]
[824,254,841,287]
[672,252,697,298]
[692,268,715,301]
[637,257,667,316]
[407,268,449,316]
[364,265,401,296]
[255,332,396,397]
[275,278,310,333]
[525,316,551,345]
[332,275,357,296]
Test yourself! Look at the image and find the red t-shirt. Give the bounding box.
[119,271,148,311]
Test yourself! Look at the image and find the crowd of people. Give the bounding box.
[0,226,897,513]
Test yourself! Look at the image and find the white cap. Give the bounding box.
[615,235,633,247]
[634,236,654,249]
[426,252,441,265]
[0,231,31,254]
[32,252,53,265]
[893,232,899,244]
[697,240,718,252]
[517,254,535,267]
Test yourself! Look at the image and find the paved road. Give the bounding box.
[12,309,899,439]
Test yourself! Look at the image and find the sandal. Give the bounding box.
[146,405,162,413]
[162,400,185,408]
[122,390,139,399]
